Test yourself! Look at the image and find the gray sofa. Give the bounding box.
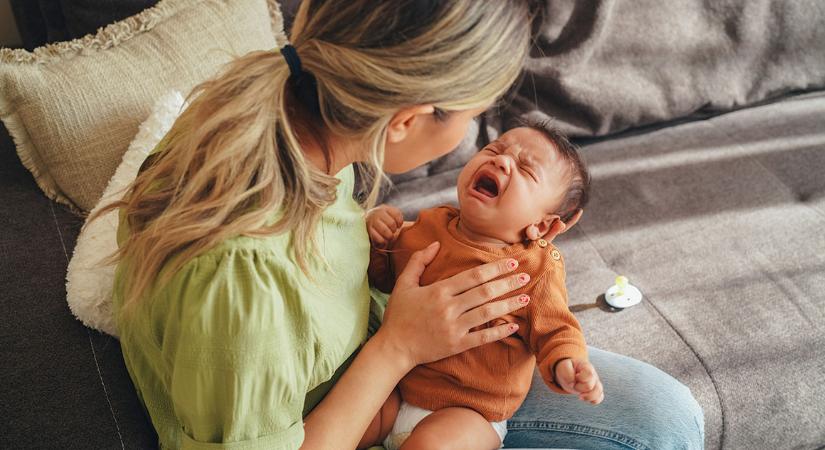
[2,1,824,449]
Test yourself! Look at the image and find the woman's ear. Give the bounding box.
[386,104,436,144]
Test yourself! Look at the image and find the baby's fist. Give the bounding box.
[554,358,604,405]
[366,205,404,248]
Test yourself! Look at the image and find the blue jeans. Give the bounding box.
[504,347,705,450]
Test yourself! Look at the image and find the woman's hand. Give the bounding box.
[374,241,531,370]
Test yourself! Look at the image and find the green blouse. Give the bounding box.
[112,163,372,449]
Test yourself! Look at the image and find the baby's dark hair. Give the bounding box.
[518,118,591,223]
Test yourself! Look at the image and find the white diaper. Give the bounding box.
[382,401,507,450]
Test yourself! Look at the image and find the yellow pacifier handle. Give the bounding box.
[615,275,628,296]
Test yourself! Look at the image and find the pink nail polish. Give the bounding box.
[507,259,518,270]
[519,294,530,304]
[509,324,519,332]
[518,273,530,284]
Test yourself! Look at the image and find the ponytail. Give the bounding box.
[91,50,338,314]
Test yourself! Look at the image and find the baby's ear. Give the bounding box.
[525,214,561,241]
[533,209,584,243]
[564,209,584,230]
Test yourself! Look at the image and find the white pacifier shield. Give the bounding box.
[604,284,642,309]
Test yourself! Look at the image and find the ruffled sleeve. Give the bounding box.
[158,248,312,449]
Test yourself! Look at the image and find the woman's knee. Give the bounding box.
[601,350,706,449]
[643,379,705,449]
[507,347,706,450]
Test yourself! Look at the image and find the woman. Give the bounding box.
[94,1,704,449]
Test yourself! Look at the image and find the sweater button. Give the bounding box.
[551,249,561,260]
[538,239,548,248]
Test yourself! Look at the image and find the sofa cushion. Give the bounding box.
[502,0,825,137]
[9,0,162,49]
[0,0,286,213]
[566,91,825,449]
[0,123,158,449]
[61,0,161,42]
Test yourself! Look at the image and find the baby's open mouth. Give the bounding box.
[473,173,500,198]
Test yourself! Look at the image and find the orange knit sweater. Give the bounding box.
[368,206,588,421]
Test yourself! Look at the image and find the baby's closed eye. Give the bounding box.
[518,164,539,182]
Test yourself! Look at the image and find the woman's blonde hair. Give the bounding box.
[91,0,531,314]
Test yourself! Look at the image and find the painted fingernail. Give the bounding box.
[518,273,530,284]
[519,294,530,304]
[507,259,518,270]
[509,324,519,332]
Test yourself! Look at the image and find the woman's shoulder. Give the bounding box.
[168,232,298,286]
[150,237,306,337]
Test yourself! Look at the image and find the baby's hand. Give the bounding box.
[366,205,404,248]
[554,358,604,405]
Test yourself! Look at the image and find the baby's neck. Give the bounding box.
[455,214,514,248]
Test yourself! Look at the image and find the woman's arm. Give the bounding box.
[301,242,530,449]
[300,330,411,449]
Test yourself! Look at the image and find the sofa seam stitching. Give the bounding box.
[634,287,723,448]
[575,225,724,449]
[749,147,825,222]
[50,201,125,450]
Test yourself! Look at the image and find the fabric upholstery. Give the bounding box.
[0,0,285,212]
[9,0,161,50]
[60,0,161,41]
[502,0,825,137]
[0,123,158,448]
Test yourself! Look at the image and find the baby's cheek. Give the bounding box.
[456,164,481,194]
[500,190,529,219]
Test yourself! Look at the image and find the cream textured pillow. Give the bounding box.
[66,90,186,337]
[0,0,287,213]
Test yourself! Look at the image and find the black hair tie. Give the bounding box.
[280,45,321,116]
[280,45,302,77]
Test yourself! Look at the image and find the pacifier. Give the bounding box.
[604,275,642,309]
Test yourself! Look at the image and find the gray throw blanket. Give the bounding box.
[502,0,825,137]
